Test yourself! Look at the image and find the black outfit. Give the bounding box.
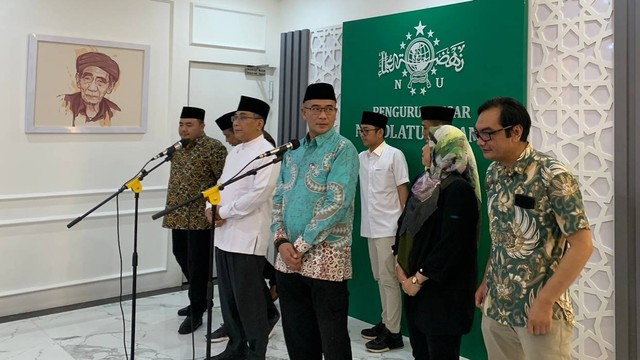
[216,249,270,359]
[275,272,352,360]
[394,173,480,360]
[172,229,212,317]
[263,259,276,287]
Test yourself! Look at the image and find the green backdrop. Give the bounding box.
[341,1,527,359]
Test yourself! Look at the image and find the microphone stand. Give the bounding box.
[67,155,172,360]
[151,155,283,360]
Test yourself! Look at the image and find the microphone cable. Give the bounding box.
[115,193,129,360]
[114,154,168,359]
[221,141,284,191]
[186,205,196,360]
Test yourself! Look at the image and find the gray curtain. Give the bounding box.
[278,29,310,145]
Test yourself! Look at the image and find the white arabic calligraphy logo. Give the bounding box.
[378,21,466,96]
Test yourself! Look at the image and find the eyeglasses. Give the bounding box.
[80,73,109,87]
[231,114,261,122]
[360,127,380,136]
[304,106,337,116]
[473,125,514,141]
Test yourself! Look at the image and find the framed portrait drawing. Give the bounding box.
[25,34,150,133]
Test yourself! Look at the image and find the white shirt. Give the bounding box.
[214,135,281,255]
[359,142,409,238]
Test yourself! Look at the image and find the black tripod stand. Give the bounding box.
[67,156,172,360]
[151,155,282,359]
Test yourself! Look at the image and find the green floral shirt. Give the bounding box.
[482,144,590,327]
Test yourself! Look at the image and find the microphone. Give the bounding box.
[256,139,300,159]
[152,139,189,160]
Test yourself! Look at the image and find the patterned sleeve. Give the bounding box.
[548,171,591,236]
[271,157,287,241]
[298,140,359,250]
[209,140,228,182]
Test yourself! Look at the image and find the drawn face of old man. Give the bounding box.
[64,52,121,126]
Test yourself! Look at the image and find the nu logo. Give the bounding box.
[377,21,466,96]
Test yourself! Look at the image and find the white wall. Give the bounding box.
[0,0,281,317]
[276,0,471,32]
[0,0,176,317]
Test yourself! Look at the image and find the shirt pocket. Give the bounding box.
[371,167,395,195]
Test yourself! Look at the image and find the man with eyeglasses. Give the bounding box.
[272,83,359,360]
[473,97,593,360]
[206,110,281,345]
[357,111,408,353]
[208,96,281,360]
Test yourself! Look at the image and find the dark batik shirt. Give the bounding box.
[162,133,227,230]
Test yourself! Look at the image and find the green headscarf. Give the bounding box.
[427,124,481,200]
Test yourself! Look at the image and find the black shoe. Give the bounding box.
[361,322,385,340]
[365,328,404,353]
[209,348,248,360]
[268,309,280,338]
[177,305,190,316]
[178,316,203,334]
[206,323,229,343]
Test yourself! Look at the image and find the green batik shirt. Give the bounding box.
[482,144,590,327]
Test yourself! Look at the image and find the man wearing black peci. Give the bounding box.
[163,106,227,334]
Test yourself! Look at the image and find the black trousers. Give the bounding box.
[171,229,211,317]
[276,271,352,360]
[406,307,462,360]
[216,248,270,360]
[263,260,276,287]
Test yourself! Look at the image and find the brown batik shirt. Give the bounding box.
[162,133,227,230]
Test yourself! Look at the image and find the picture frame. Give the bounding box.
[25,34,150,133]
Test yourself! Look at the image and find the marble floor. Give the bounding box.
[0,290,416,360]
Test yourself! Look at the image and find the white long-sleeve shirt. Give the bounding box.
[214,135,281,255]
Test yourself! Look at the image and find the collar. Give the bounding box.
[494,143,533,176]
[304,128,337,147]
[369,141,386,157]
[64,92,120,122]
[186,132,207,148]
[237,134,265,150]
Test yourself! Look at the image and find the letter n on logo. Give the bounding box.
[394,80,402,89]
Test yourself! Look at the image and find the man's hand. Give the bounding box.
[278,242,302,271]
[214,208,225,227]
[475,280,487,308]
[206,207,225,227]
[526,298,554,335]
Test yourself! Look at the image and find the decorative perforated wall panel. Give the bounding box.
[530,1,614,359]
[309,26,343,130]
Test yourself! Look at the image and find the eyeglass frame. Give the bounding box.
[231,114,263,122]
[303,105,338,116]
[473,125,514,141]
[359,125,382,136]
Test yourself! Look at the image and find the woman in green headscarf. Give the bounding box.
[393,124,481,359]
